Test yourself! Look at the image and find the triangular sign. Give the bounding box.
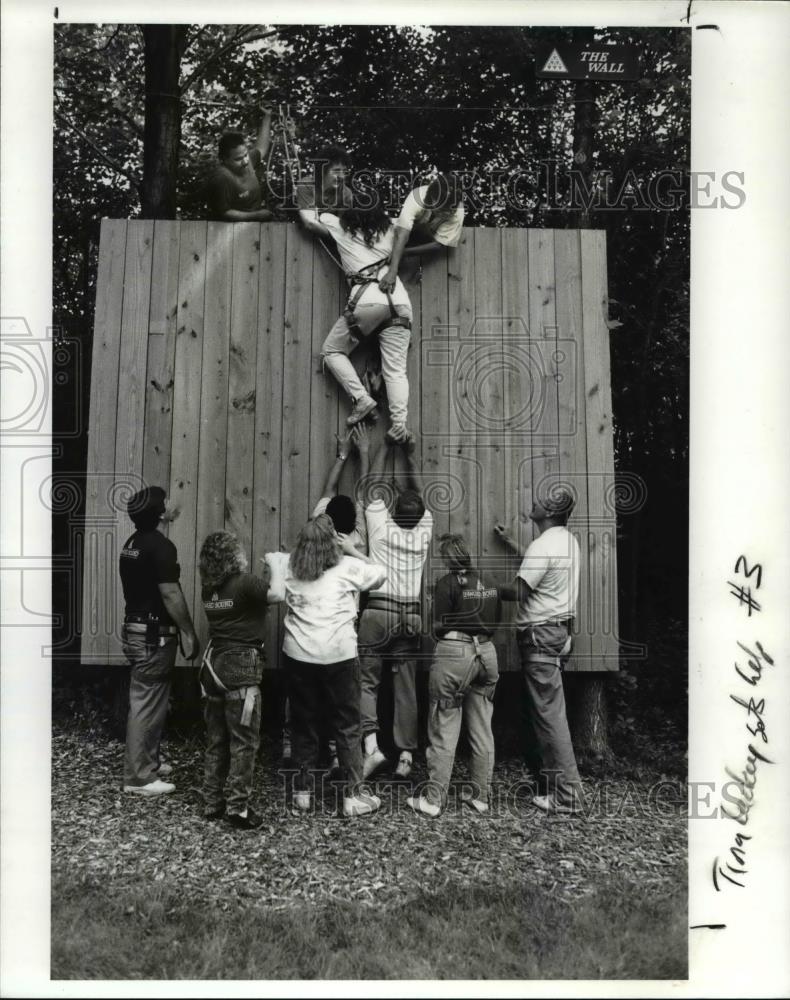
[541,48,568,73]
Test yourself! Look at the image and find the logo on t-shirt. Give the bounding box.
[205,591,234,611]
[120,548,140,559]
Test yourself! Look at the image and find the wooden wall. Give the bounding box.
[80,220,618,672]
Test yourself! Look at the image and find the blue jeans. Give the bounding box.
[122,628,177,787]
[358,607,421,751]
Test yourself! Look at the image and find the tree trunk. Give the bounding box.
[140,25,188,219]
[566,673,610,757]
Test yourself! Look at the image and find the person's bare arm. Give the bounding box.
[402,240,443,256]
[219,207,273,222]
[362,437,391,506]
[253,106,273,159]
[498,577,532,603]
[298,209,332,238]
[400,433,420,494]
[378,225,411,291]
[320,431,353,498]
[493,522,522,556]
[158,582,200,659]
[352,423,370,482]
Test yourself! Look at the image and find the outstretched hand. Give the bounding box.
[350,423,370,453]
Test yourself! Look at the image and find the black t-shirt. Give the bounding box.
[201,569,271,653]
[432,570,501,639]
[119,529,180,624]
[205,147,263,219]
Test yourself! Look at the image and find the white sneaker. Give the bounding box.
[292,790,311,813]
[394,753,412,779]
[342,792,382,817]
[532,793,582,815]
[123,779,175,797]
[362,747,387,779]
[460,791,490,815]
[406,795,440,818]
[346,393,377,427]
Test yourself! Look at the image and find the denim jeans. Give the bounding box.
[284,653,364,796]
[122,628,177,787]
[357,607,421,751]
[322,301,413,426]
[518,623,584,809]
[425,637,499,806]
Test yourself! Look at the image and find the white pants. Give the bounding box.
[321,301,412,426]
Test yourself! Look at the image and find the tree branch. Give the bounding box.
[180,26,279,96]
[54,106,141,190]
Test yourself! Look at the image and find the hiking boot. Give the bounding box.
[342,792,382,817]
[362,747,387,779]
[204,803,226,821]
[292,790,312,814]
[226,807,263,830]
[123,779,175,797]
[406,795,440,818]
[327,755,342,780]
[393,753,412,780]
[532,793,582,816]
[346,393,377,427]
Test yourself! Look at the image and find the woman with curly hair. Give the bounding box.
[407,533,501,819]
[299,190,414,443]
[267,514,387,817]
[198,531,277,830]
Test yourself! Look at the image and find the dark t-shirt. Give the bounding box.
[205,147,263,219]
[119,529,180,624]
[432,570,501,639]
[201,568,271,653]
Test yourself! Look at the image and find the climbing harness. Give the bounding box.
[343,258,412,340]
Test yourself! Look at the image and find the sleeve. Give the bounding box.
[318,212,342,236]
[205,172,233,217]
[517,537,550,591]
[394,188,424,233]
[312,496,330,518]
[432,574,457,636]
[241,569,270,610]
[354,559,387,593]
[153,539,180,584]
[432,204,465,247]
[365,498,388,533]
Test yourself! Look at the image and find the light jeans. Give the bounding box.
[122,628,177,787]
[321,301,412,426]
[425,637,499,806]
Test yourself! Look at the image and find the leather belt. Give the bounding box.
[442,630,493,644]
[366,597,420,613]
[123,621,178,636]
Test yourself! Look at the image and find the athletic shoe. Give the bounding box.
[342,792,382,817]
[532,793,582,815]
[393,753,412,780]
[361,747,387,779]
[156,762,173,777]
[460,791,490,815]
[292,790,312,813]
[123,779,175,797]
[204,804,226,821]
[406,795,440,818]
[226,807,263,830]
[346,393,377,427]
[281,730,292,761]
[327,755,342,779]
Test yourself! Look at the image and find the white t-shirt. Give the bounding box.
[365,497,433,602]
[312,496,368,553]
[269,552,387,664]
[395,185,465,248]
[318,212,410,310]
[515,526,581,627]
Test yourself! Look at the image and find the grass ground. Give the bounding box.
[51,709,687,981]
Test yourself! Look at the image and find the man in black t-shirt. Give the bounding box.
[119,486,199,796]
[205,108,275,222]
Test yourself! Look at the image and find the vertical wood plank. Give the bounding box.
[191,222,233,640]
[224,223,261,556]
[143,220,181,490]
[554,229,594,670]
[81,218,127,662]
[309,233,342,508]
[447,229,476,546]
[581,229,619,670]
[109,221,155,659]
[253,224,288,669]
[280,226,314,550]
[419,248,450,540]
[168,221,207,666]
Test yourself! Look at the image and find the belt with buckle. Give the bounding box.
[123,620,178,636]
[442,630,492,644]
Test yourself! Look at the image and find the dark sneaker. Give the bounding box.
[204,804,226,821]
[226,807,263,830]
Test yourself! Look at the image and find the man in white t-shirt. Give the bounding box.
[494,487,585,814]
[378,173,465,296]
[357,435,434,779]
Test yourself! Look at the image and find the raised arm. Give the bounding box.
[362,437,391,507]
[299,209,332,238]
[253,106,273,160]
[493,522,522,557]
[319,431,353,498]
[400,433,420,494]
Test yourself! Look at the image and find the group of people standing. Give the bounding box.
[115,119,586,833]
